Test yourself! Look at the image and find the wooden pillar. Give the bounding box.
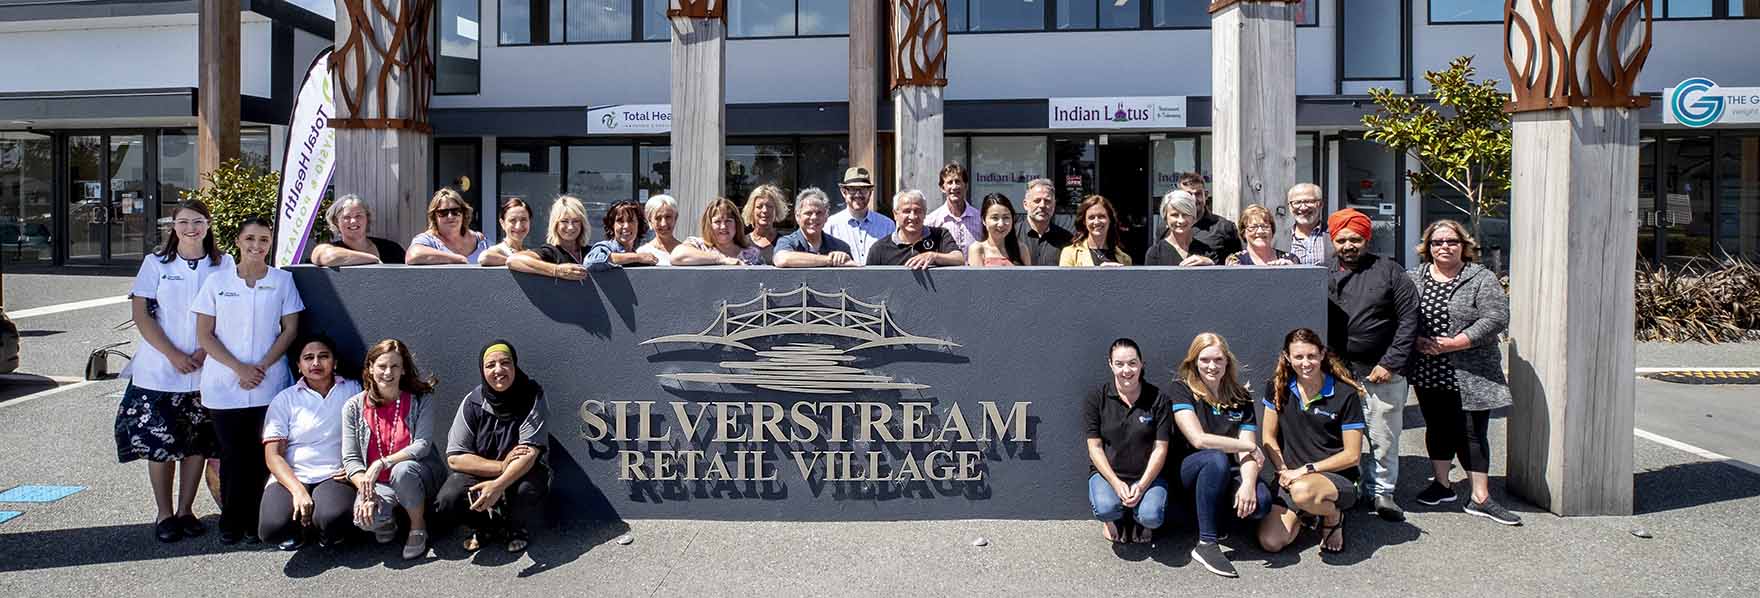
[1502,1,1652,517]
[890,1,947,197]
[1209,0,1297,239]
[669,0,727,225]
[330,0,436,245]
[197,0,240,183]
[849,0,881,176]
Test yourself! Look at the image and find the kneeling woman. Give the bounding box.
[437,340,550,553]
[342,339,443,560]
[1082,338,1172,543]
[258,335,362,550]
[1257,328,1366,554]
[1169,333,1272,578]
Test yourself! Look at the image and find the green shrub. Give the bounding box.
[179,159,333,257]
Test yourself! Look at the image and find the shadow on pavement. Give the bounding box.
[280,518,631,578]
[0,373,62,404]
[0,515,241,573]
[1634,460,1760,515]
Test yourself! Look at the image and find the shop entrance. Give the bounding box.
[65,133,152,265]
[1052,134,1153,262]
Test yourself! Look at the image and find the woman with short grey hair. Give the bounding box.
[1143,190,1215,267]
[1406,219,1519,527]
[638,194,679,266]
[310,195,406,266]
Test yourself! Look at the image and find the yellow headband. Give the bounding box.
[483,343,513,362]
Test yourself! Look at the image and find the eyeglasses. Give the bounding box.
[1290,199,1321,207]
[434,208,464,218]
[173,218,209,227]
[1429,239,1463,247]
[1245,224,1273,232]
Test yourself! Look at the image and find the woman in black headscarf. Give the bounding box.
[436,340,550,553]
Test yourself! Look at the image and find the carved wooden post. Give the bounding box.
[1503,0,1652,516]
[197,0,240,183]
[330,0,436,245]
[849,0,881,179]
[891,1,947,197]
[669,0,727,225]
[1210,0,1297,239]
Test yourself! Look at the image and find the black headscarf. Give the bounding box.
[479,339,540,421]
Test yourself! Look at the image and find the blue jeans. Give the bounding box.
[1088,473,1168,529]
[1177,449,1273,543]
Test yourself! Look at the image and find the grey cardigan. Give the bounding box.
[341,391,438,479]
[1407,262,1513,411]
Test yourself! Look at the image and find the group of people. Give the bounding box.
[1082,208,1518,578]
[123,160,1517,574]
[119,199,551,559]
[305,163,1339,275]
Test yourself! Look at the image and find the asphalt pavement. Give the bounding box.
[2,272,1757,596]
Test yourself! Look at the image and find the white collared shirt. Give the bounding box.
[125,253,235,392]
[191,266,305,409]
[926,201,983,253]
[263,376,360,484]
[825,208,896,264]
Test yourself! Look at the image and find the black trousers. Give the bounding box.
[1415,386,1492,474]
[435,465,549,533]
[258,478,357,544]
[209,405,270,537]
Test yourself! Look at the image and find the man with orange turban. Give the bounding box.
[1325,208,1419,522]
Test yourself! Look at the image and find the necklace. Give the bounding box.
[370,392,405,467]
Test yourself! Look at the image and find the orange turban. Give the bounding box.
[1328,208,1373,241]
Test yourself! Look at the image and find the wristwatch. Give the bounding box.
[1304,463,1317,474]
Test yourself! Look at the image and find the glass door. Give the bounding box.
[110,134,148,263]
[1337,137,1406,264]
[63,133,153,264]
[66,135,105,263]
[1659,135,1716,267]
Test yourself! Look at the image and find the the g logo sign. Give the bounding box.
[1673,78,1724,129]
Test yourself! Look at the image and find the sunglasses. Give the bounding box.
[433,208,465,218]
[1429,239,1463,247]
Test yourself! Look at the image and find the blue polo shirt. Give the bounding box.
[774,230,853,258]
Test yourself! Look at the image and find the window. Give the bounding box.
[727,142,798,207]
[500,0,633,44]
[1666,0,1715,17]
[567,145,636,207]
[798,0,849,35]
[1341,0,1403,80]
[639,144,671,197]
[731,0,794,37]
[500,0,563,44]
[798,137,849,211]
[498,141,562,247]
[438,0,481,93]
[1058,0,1140,30]
[0,132,53,265]
[970,136,1048,211]
[953,0,1043,32]
[1153,0,1316,28]
[566,0,633,42]
[644,0,668,40]
[1428,0,1501,23]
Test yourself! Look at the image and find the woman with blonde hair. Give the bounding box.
[407,188,489,264]
[672,197,765,265]
[1168,332,1272,578]
[508,195,592,280]
[743,184,790,262]
[1224,204,1295,265]
[478,197,532,267]
[1257,328,1367,555]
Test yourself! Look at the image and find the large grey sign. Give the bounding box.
[290,266,1325,521]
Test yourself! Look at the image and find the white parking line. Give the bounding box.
[1634,427,1760,477]
[8,296,130,319]
[0,380,99,410]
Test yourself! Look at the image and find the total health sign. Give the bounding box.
[274,48,337,268]
[1665,78,1760,128]
[587,104,672,135]
[1049,96,1186,130]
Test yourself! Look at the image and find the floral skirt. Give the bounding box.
[114,383,218,463]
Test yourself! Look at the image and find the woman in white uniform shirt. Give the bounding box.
[116,199,232,544]
[193,216,305,545]
[258,335,362,551]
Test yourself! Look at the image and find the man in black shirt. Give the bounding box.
[1180,173,1241,258]
[1325,208,1419,522]
[1014,178,1073,266]
[865,190,964,269]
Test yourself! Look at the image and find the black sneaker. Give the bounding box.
[1465,498,1523,526]
[1416,481,1458,506]
[1190,542,1238,578]
[1373,494,1406,522]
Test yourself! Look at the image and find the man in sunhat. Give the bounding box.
[825,166,894,265]
[1326,208,1419,522]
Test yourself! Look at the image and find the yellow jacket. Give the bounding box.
[1058,244,1133,266]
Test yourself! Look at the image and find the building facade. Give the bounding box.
[4,1,1758,269]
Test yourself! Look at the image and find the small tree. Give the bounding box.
[1362,55,1512,241]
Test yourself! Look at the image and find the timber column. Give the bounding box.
[669,0,727,224]
[197,0,240,182]
[848,0,881,179]
[1503,1,1651,516]
[1209,0,1297,235]
[891,1,947,196]
[330,0,436,245]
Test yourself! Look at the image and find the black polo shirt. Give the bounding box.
[1192,213,1241,258]
[1142,236,1218,265]
[864,227,958,266]
[1014,218,1073,266]
[1261,375,1365,481]
[1082,381,1173,481]
[1167,381,1257,460]
[532,243,586,264]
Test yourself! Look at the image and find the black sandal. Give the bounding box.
[506,528,530,553]
[1318,518,1345,553]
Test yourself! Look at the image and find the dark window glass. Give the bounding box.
[1100,0,1140,29]
[566,0,632,42]
[435,140,483,228]
[1057,0,1096,30]
[1,132,54,265]
[1429,0,1501,22]
[730,0,795,37]
[798,137,849,211]
[1152,0,1208,28]
[1733,0,1752,17]
[501,0,563,44]
[949,0,968,31]
[1342,0,1401,79]
[438,0,481,92]
[1666,0,1714,17]
[1717,135,1760,261]
[645,0,669,40]
[639,145,671,198]
[498,141,562,247]
[727,142,797,207]
[799,0,850,35]
[969,0,1042,31]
